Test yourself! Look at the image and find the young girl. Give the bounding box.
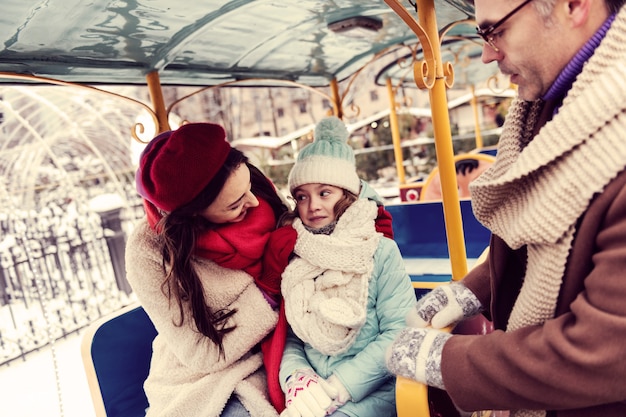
[126,122,288,417]
[265,116,416,417]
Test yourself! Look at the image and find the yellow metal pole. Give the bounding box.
[387,77,407,185]
[418,0,468,280]
[430,86,468,280]
[329,78,343,119]
[382,3,470,415]
[146,71,170,133]
[471,85,484,149]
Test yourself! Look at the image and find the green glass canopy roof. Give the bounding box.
[0,0,483,87]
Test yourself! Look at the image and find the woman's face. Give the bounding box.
[293,183,343,229]
[200,163,259,223]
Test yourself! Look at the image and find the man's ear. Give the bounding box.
[565,0,591,27]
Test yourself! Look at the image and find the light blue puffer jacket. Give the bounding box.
[279,180,415,417]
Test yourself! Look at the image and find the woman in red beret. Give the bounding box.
[125,122,289,417]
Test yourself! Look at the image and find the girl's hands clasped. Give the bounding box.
[281,369,338,417]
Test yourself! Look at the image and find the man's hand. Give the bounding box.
[407,282,483,329]
[386,327,452,390]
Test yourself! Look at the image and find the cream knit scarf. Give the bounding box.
[281,199,381,356]
[469,8,626,417]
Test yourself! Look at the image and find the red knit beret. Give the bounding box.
[136,123,231,212]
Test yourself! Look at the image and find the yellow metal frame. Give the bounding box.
[387,77,407,185]
[1,44,402,146]
[384,0,468,282]
[470,85,484,149]
[382,0,476,415]
[0,72,161,142]
[396,376,430,416]
[165,45,406,128]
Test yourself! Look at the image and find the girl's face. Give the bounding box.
[200,163,259,224]
[293,183,343,229]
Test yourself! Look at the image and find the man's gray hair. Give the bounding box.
[467,0,624,15]
[532,0,624,14]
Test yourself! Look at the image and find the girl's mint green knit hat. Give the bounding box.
[288,116,361,195]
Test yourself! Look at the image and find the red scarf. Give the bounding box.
[144,197,276,282]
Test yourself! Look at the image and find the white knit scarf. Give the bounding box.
[281,199,381,356]
[469,8,626,417]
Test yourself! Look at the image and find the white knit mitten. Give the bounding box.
[385,327,452,390]
[407,281,483,329]
[324,374,351,414]
[281,369,338,417]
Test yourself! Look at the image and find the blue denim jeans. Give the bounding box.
[221,396,251,417]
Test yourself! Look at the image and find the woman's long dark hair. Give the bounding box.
[157,147,288,356]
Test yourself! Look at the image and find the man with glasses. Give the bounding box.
[386,1,626,416]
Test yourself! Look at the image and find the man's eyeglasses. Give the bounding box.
[476,0,533,52]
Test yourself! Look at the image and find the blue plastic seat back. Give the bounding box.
[88,305,157,417]
[387,200,491,299]
[387,199,490,259]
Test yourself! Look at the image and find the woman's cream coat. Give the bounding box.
[126,220,279,417]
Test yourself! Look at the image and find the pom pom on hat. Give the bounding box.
[288,116,360,195]
[136,122,232,212]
